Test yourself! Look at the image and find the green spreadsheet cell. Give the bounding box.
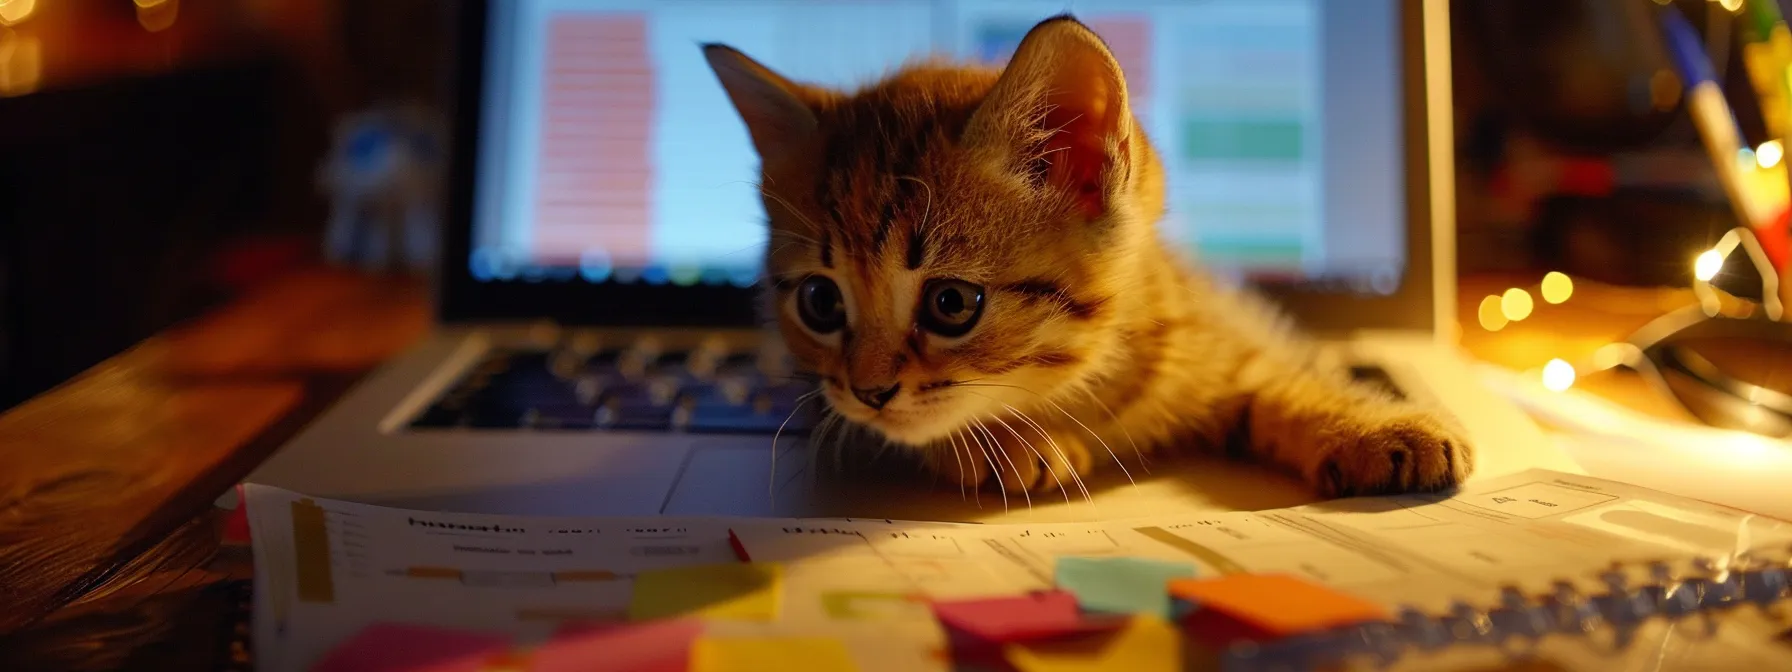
[1181,119,1305,161]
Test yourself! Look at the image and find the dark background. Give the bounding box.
[0,0,1779,410]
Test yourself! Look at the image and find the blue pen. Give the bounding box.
[1660,5,1772,229]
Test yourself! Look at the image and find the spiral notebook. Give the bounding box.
[244,469,1792,671]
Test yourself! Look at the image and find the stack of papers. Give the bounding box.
[244,470,1792,671]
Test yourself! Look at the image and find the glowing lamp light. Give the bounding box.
[1758,140,1785,169]
[1500,288,1534,321]
[1695,249,1725,282]
[1542,359,1576,392]
[1477,295,1508,331]
[1539,271,1573,304]
[0,0,35,26]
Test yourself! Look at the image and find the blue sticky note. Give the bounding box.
[1054,556,1198,619]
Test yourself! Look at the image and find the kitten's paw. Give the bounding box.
[1311,411,1473,497]
[931,439,991,489]
[976,421,1094,495]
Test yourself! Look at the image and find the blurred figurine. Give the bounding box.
[318,103,446,274]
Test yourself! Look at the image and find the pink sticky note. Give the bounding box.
[930,592,1126,644]
[309,623,510,672]
[529,619,704,672]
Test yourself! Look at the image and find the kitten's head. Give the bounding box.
[704,16,1163,448]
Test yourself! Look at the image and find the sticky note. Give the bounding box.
[691,636,859,672]
[931,592,1126,644]
[628,562,782,621]
[308,622,510,672]
[1168,573,1390,644]
[1054,556,1197,618]
[528,619,702,672]
[820,590,929,622]
[1005,614,1182,672]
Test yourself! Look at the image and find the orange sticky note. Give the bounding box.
[690,636,859,672]
[1004,614,1181,672]
[1168,574,1389,644]
[628,563,782,622]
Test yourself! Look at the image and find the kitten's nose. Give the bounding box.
[851,383,901,410]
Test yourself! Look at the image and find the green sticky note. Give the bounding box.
[628,562,782,621]
[1053,557,1197,619]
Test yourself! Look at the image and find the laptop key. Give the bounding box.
[593,397,676,431]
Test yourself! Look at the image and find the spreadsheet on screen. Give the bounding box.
[469,0,1405,294]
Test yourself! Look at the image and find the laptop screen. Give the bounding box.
[468,0,1405,295]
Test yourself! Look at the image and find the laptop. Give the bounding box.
[246,0,1579,522]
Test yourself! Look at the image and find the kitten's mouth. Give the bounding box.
[820,387,985,448]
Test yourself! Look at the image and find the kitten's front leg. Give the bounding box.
[1236,356,1474,497]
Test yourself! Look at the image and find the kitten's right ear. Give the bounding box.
[702,44,820,167]
[964,16,1131,219]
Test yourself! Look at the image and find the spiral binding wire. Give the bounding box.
[1218,546,1792,671]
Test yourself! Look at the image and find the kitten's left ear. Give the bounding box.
[702,44,822,170]
[965,16,1131,218]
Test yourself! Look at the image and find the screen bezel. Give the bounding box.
[438,0,1444,331]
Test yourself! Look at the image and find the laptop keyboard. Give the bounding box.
[409,343,1404,434]
[408,340,820,434]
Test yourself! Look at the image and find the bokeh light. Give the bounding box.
[1695,249,1724,282]
[1542,359,1576,392]
[1500,288,1534,322]
[1539,271,1573,304]
[1477,295,1508,331]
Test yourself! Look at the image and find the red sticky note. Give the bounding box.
[529,619,704,672]
[309,623,510,672]
[931,592,1128,644]
[1168,574,1390,647]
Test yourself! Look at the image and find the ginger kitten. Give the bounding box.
[701,15,1473,498]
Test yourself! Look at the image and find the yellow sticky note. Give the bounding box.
[692,636,859,672]
[627,562,781,621]
[1004,614,1180,672]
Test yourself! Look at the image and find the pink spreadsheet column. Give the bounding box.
[533,14,655,267]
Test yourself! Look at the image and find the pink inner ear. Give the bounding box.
[1038,69,1125,219]
[1041,110,1122,219]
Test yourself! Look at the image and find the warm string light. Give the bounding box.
[1542,359,1577,392]
[1695,249,1726,282]
[1475,272,1573,332]
[1757,140,1785,169]
[1473,273,1583,390]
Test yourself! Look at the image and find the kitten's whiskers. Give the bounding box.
[951,428,980,508]
[972,418,1031,511]
[769,390,821,504]
[988,414,1068,505]
[1074,387,1148,473]
[963,422,1007,512]
[753,183,825,235]
[897,176,935,236]
[957,382,1138,491]
[997,400,1094,508]
[944,430,967,502]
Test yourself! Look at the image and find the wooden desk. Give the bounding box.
[0,267,1746,670]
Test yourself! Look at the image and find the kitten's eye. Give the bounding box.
[919,279,985,337]
[796,276,846,333]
